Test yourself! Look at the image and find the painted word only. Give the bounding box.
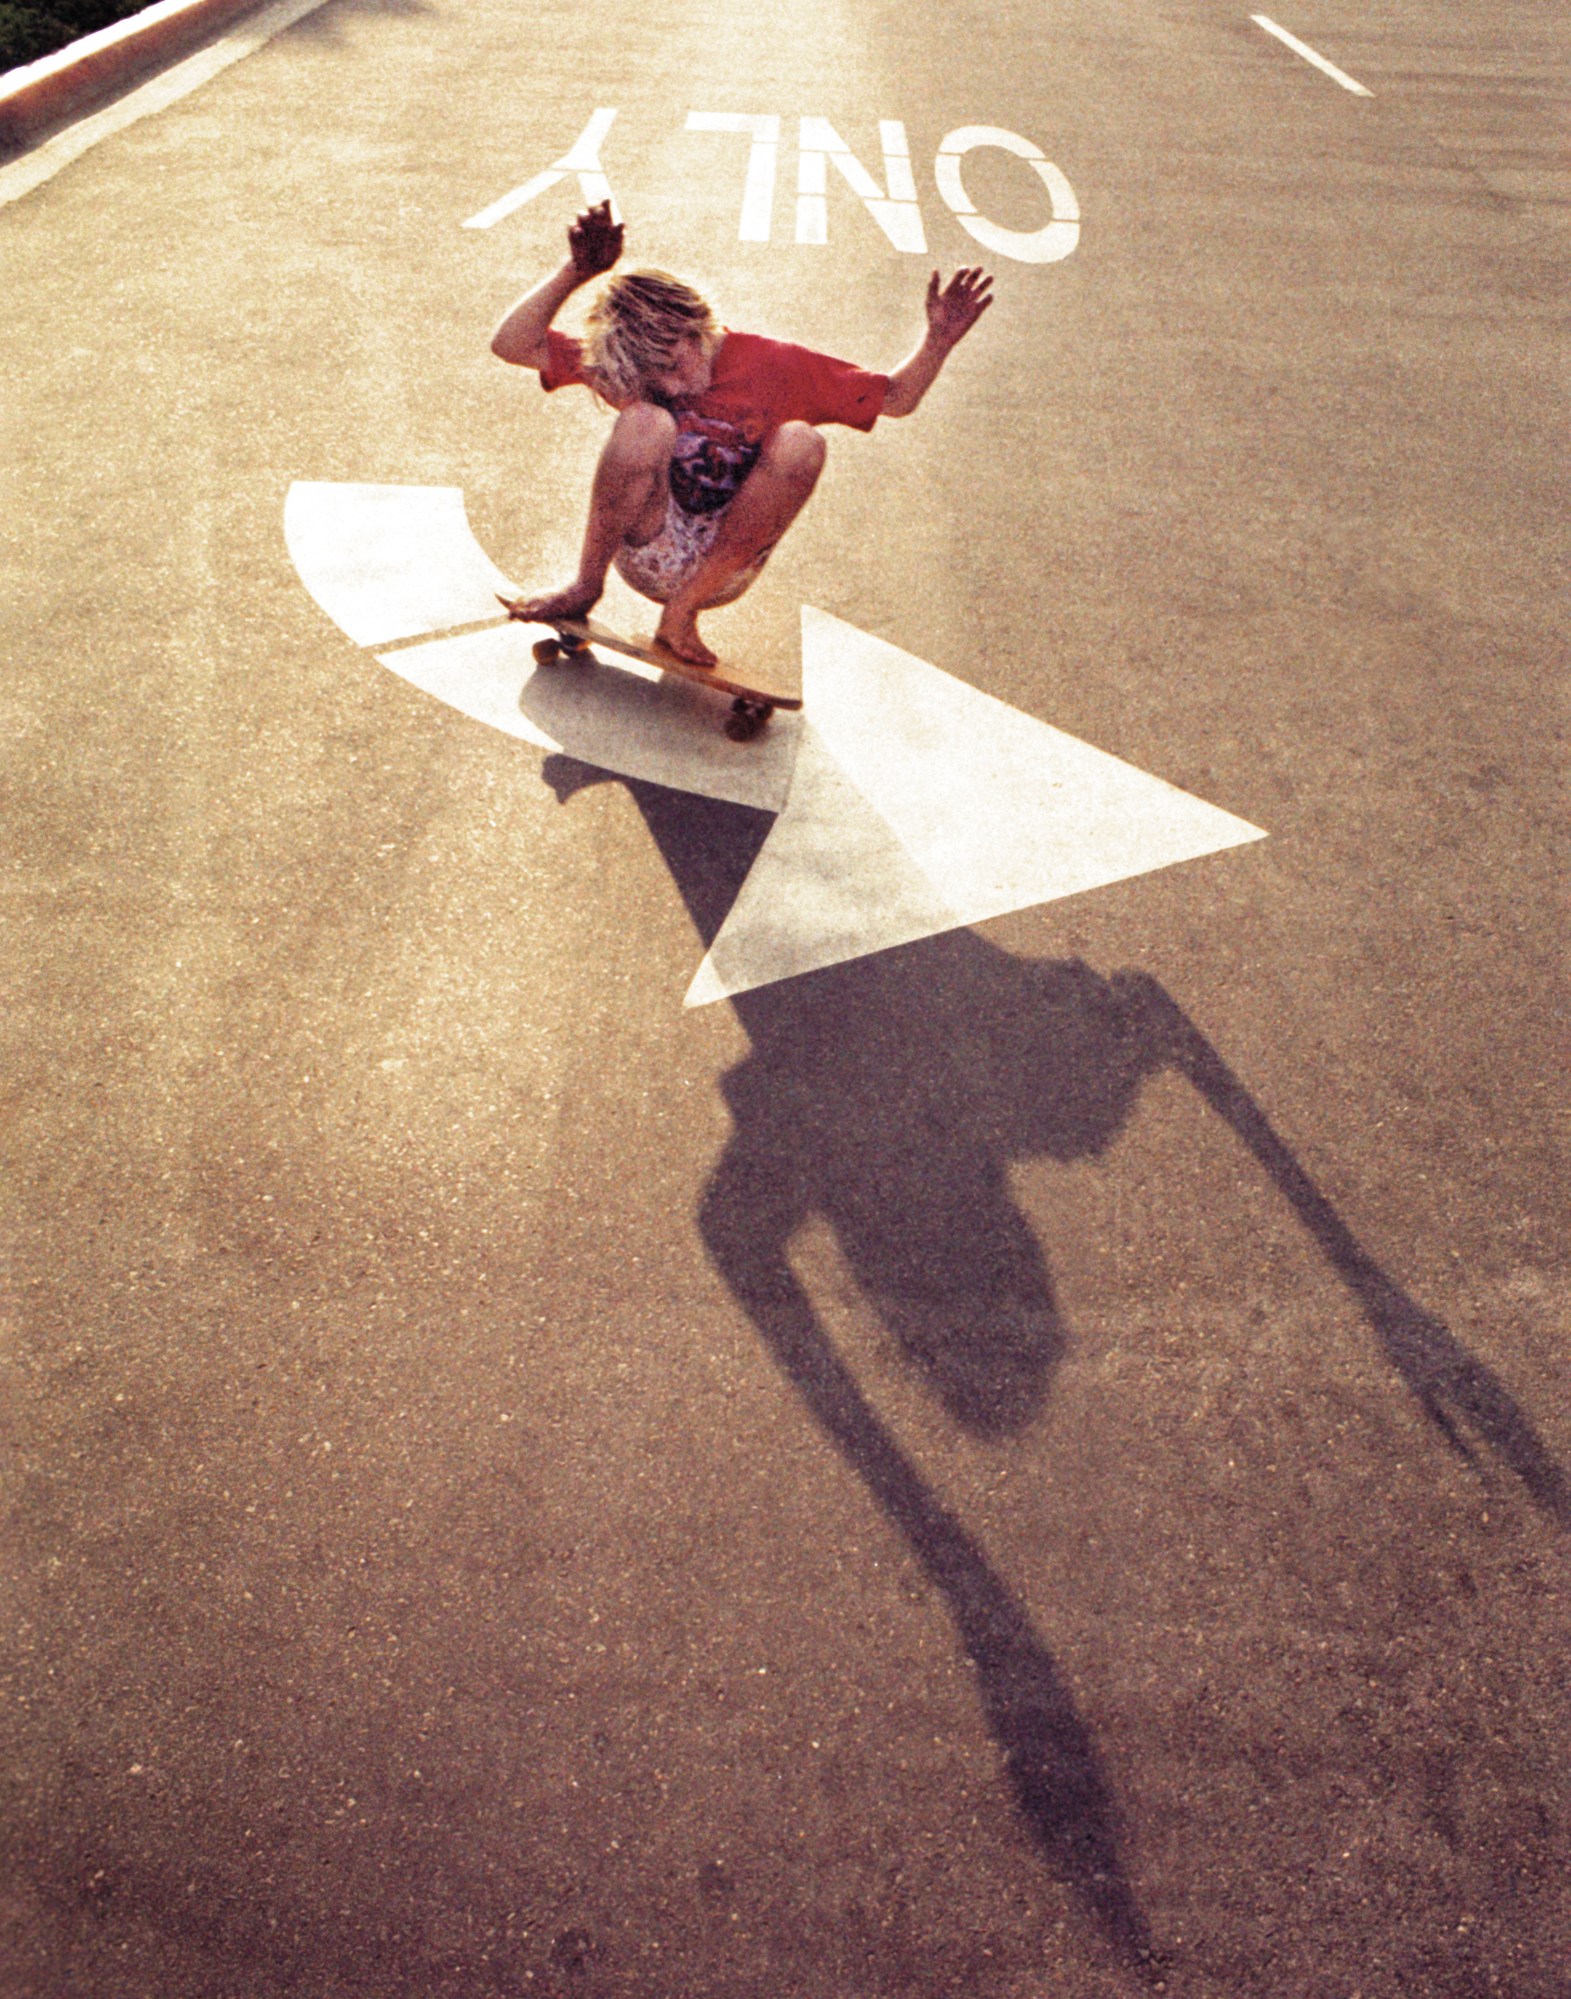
[464,111,1080,266]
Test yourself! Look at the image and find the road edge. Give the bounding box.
[0,0,268,150]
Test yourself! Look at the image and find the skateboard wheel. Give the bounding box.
[558,631,590,654]
[532,638,562,666]
[725,699,772,743]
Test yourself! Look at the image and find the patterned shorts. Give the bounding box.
[613,492,769,607]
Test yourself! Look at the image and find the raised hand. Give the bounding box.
[568,199,624,279]
[925,266,995,350]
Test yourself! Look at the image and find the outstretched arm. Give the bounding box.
[489,200,625,369]
[882,266,994,418]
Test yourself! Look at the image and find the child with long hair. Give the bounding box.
[492,201,993,668]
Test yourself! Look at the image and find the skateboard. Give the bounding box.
[498,601,802,743]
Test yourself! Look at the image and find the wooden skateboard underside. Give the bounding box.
[501,602,802,742]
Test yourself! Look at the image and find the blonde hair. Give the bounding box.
[582,269,721,404]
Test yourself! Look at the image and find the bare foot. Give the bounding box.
[500,581,601,624]
[654,601,717,668]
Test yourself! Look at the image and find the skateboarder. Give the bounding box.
[490,201,993,668]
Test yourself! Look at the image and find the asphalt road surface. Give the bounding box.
[3,0,1568,1995]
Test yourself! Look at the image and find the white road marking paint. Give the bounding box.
[685,112,780,243]
[1250,15,1372,95]
[378,624,797,812]
[462,107,619,231]
[459,110,1077,264]
[0,0,330,209]
[376,624,557,756]
[934,126,1080,265]
[284,480,794,811]
[685,609,1265,1004]
[284,483,518,647]
[685,720,962,1007]
[795,118,926,252]
[284,486,1264,1002]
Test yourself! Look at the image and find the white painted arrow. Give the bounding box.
[284,481,797,811]
[284,481,518,648]
[684,609,1266,1004]
[284,483,1266,1005]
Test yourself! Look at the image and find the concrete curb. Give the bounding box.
[0,0,265,150]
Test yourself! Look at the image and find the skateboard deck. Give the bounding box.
[498,600,801,742]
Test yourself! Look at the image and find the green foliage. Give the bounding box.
[0,0,150,75]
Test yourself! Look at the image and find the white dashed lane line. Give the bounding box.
[1251,14,1373,96]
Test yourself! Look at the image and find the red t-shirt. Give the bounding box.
[540,327,888,519]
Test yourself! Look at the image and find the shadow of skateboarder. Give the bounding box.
[545,761,1569,1971]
